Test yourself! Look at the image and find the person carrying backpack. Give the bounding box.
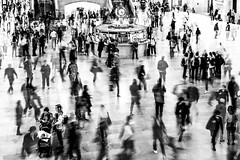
[206,110,224,151]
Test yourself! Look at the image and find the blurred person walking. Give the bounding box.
[4,64,18,94]
[129,79,142,115]
[119,115,135,159]
[109,63,120,97]
[206,110,224,151]
[152,117,167,159]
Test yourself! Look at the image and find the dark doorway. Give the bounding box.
[233,0,237,13]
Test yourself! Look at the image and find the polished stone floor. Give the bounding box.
[1,12,240,160]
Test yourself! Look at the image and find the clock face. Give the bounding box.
[116,7,126,17]
[118,8,125,16]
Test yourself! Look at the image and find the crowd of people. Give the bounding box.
[1,0,240,160]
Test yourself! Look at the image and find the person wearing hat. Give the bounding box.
[21,126,38,157]
[40,60,51,90]
[206,110,223,151]
[4,63,18,94]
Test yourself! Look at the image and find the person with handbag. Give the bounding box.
[226,105,238,145]
[206,109,224,151]
[99,104,112,127]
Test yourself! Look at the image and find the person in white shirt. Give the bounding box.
[99,104,109,124]
[50,30,57,50]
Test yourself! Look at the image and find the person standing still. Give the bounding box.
[195,26,201,44]
[16,100,23,135]
[39,31,46,56]
[214,22,219,39]
[4,64,18,94]
[50,29,57,50]
[98,38,105,60]
[132,39,138,60]
[157,56,169,84]
[40,60,51,90]
[227,76,239,112]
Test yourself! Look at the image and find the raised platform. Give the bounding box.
[94,41,148,59]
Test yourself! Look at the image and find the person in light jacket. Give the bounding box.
[157,56,169,83]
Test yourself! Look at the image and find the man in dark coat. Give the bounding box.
[21,126,38,157]
[16,100,23,135]
[152,117,167,157]
[4,64,18,94]
[39,31,46,56]
[110,64,120,97]
[227,76,239,112]
[98,38,105,59]
[215,53,225,79]
[130,79,141,115]
[152,80,166,117]
[40,60,51,90]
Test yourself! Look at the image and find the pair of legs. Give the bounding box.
[211,130,219,151]
[111,80,120,96]
[182,66,187,79]
[153,138,165,156]
[155,102,164,117]
[42,76,50,89]
[227,126,236,144]
[132,50,138,60]
[39,44,45,56]
[67,141,81,160]
[159,71,166,84]
[130,96,141,115]
[138,77,147,91]
[8,78,14,93]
